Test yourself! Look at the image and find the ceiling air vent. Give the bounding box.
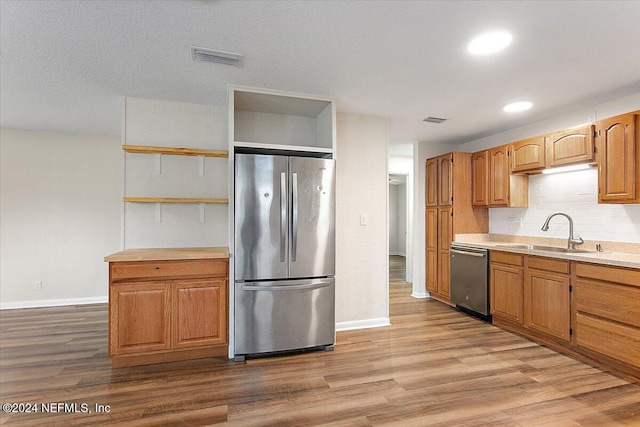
[190,46,243,66]
[423,117,447,124]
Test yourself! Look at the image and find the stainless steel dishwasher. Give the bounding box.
[450,244,490,321]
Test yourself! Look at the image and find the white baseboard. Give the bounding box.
[0,296,108,310]
[411,291,429,299]
[336,317,391,332]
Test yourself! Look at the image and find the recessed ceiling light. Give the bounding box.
[467,30,513,55]
[503,101,533,113]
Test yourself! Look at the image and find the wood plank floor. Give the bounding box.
[1,255,639,426]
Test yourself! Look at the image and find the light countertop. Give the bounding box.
[104,247,229,262]
[453,234,640,270]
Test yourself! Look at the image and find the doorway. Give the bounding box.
[389,174,410,283]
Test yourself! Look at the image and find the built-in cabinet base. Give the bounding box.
[105,248,229,368]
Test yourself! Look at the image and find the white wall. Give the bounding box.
[123,98,229,248]
[336,113,390,330]
[0,129,122,308]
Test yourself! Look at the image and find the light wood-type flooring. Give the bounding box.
[1,256,639,426]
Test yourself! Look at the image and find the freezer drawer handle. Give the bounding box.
[450,249,486,257]
[241,281,331,292]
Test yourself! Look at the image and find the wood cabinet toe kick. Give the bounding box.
[105,248,229,367]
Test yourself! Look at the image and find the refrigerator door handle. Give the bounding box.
[292,172,298,262]
[280,172,287,262]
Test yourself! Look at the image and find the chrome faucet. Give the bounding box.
[541,213,584,251]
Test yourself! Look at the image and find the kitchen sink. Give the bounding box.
[494,244,597,254]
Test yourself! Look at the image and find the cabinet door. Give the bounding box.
[437,207,452,297]
[524,270,570,342]
[472,150,489,206]
[426,208,438,293]
[490,263,523,324]
[426,158,438,207]
[489,145,510,206]
[597,113,637,202]
[438,154,453,206]
[110,283,171,356]
[512,136,546,173]
[173,280,227,349]
[546,124,595,168]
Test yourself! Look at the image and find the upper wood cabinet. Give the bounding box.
[546,124,595,168]
[596,111,639,203]
[438,154,453,206]
[511,136,546,173]
[489,146,510,205]
[426,158,438,207]
[425,153,454,207]
[471,150,489,207]
[488,145,528,207]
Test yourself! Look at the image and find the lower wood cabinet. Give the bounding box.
[490,252,640,380]
[110,282,171,355]
[173,280,227,349]
[524,257,570,342]
[490,253,524,324]
[574,263,640,371]
[107,255,229,367]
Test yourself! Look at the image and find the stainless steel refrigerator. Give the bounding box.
[234,153,335,359]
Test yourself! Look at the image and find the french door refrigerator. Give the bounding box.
[234,153,335,359]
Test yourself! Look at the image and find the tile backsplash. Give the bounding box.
[489,168,640,243]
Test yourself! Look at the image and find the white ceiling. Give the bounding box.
[2,1,639,156]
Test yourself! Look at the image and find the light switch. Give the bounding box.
[360,214,368,226]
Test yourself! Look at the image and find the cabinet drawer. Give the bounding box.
[111,259,227,282]
[575,312,640,369]
[491,251,523,267]
[575,263,640,288]
[527,256,570,274]
[576,278,640,327]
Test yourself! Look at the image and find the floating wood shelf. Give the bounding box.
[122,145,228,158]
[123,197,229,204]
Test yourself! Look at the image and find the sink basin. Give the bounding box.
[494,244,597,254]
